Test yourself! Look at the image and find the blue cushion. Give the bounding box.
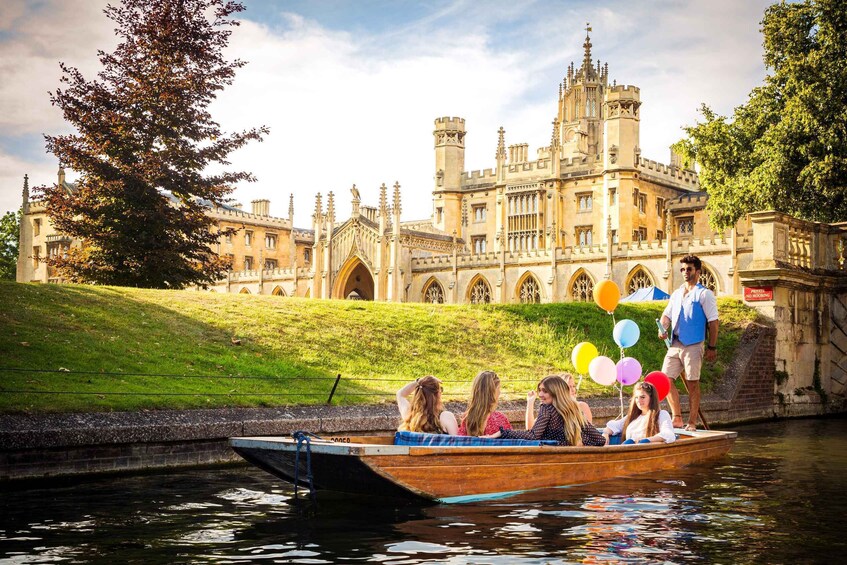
[394,431,557,447]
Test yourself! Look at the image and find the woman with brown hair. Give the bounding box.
[396,375,459,435]
[601,381,676,445]
[457,370,512,436]
[483,375,605,446]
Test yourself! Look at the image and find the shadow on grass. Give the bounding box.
[1,283,381,413]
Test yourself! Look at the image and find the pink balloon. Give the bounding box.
[589,356,617,386]
[616,357,642,386]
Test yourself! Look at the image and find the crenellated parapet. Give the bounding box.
[433,116,466,147]
[209,206,293,229]
[461,169,496,186]
[604,85,641,118]
[666,191,708,211]
[638,157,701,189]
[434,116,466,130]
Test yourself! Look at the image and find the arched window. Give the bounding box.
[423,279,445,304]
[627,268,653,295]
[271,286,286,296]
[469,277,492,304]
[519,275,541,304]
[571,272,594,302]
[700,266,718,294]
[239,287,251,294]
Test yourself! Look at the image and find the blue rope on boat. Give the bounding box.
[292,430,321,498]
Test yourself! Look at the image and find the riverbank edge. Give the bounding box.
[3,323,845,481]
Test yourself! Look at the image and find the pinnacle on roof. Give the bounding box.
[582,23,593,78]
[392,182,401,215]
[551,119,560,149]
[496,126,506,160]
[379,182,388,212]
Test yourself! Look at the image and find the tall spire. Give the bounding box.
[327,191,335,224]
[314,192,323,218]
[582,22,593,73]
[22,174,29,204]
[379,182,388,213]
[392,182,401,217]
[551,119,561,149]
[496,126,506,161]
[288,193,294,220]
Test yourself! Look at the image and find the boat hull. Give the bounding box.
[230,430,736,502]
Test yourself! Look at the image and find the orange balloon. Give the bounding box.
[593,280,620,313]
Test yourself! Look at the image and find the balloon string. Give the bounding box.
[618,382,625,418]
[576,374,583,394]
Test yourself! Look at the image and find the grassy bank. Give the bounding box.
[0,282,762,413]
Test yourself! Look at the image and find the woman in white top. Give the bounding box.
[602,381,676,445]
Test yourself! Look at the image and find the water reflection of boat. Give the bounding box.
[230,430,736,502]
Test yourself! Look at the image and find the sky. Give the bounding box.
[0,0,775,227]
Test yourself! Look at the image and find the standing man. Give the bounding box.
[658,255,718,431]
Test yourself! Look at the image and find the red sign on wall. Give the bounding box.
[744,286,774,302]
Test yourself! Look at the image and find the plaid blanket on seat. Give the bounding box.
[394,430,557,447]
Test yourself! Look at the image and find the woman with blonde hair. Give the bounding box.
[458,371,512,436]
[396,375,459,435]
[601,381,675,445]
[526,373,593,428]
[483,375,605,446]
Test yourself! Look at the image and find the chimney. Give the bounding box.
[251,199,270,216]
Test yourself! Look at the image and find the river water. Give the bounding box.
[2,417,846,564]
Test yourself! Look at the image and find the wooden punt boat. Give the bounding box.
[230,429,736,503]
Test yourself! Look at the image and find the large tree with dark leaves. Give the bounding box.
[39,0,267,288]
[673,0,847,231]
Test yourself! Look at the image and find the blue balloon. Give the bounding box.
[613,319,641,348]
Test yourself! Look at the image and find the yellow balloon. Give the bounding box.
[593,280,621,313]
[571,342,599,374]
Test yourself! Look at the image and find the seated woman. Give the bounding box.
[397,375,459,435]
[458,370,513,436]
[601,381,676,445]
[525,373,593,428]
[483,375,605,446]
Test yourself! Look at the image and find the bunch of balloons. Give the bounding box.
[568,280,672,406]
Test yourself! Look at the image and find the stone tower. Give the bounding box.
[557,27,609,157]
[432,116,465,237]
[603,84,642,243]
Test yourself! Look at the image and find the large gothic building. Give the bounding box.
[18,32,750,302]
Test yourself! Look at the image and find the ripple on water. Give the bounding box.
[2,419,847,564]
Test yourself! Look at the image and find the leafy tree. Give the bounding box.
[0,210,20,281]
[38,0,267,288]
[674,0,847,230]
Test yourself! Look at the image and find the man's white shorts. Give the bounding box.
[661,340,704,381]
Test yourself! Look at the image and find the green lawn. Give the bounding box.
[0,282,762,413]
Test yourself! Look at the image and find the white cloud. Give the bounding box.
[0,0,772,227]
[211,15,535,225]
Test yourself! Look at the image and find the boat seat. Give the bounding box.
[394,431,557,447]
[607,433,681,445]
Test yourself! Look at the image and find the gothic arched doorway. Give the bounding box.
[334,257,375,301]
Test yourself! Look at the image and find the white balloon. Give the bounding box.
[589,355,617,386]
